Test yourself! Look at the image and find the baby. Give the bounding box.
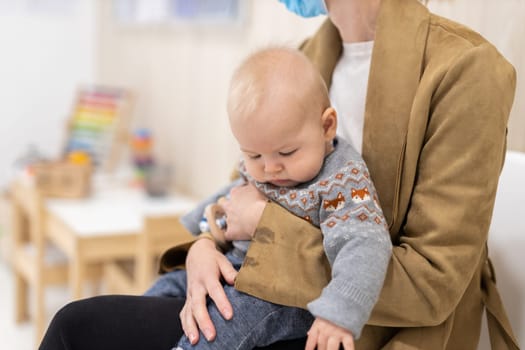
[146,47,392,350]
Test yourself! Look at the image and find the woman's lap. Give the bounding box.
[39,295,184,350]
[39,295,305,350]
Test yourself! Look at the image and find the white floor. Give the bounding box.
[0,260,69,350]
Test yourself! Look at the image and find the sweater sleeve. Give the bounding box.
[307,160,392,338]
[180,177,244,235]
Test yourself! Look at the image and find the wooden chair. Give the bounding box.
[10,181,69,343]
[9,84,133,344]
[104,215,194,295]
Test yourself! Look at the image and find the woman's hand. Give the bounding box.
[305,317,355,350]
[219,182,267,241]
[180,238,238,344]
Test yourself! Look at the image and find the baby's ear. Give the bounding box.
[321,107,337,139]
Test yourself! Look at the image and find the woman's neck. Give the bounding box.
[327,0,381,43]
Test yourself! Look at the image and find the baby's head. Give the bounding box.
[227,47,337,187]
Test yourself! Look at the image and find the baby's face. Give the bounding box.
[231,97,333,187]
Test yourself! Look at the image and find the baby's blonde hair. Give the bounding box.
[227,46,330,125]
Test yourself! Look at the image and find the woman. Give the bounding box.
[40,0,518,349]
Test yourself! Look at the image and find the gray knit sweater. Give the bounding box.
[181,138,392,338]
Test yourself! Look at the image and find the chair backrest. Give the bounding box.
[479,150,525,349]
[134,215,194,291]
[142,215,194,255]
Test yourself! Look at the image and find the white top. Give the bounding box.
[45,186,196,236]
[330,41,374,155]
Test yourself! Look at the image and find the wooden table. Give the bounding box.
[44,184,196,299]
[10,177,196,342]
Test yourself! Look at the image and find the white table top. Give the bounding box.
[45,186,197,237]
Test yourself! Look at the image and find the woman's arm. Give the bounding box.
[220,183,268,241]
[368,43,516,326]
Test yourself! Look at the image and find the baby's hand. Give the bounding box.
[305,317,354,350]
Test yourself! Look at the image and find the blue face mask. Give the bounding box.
[278,0,327,18]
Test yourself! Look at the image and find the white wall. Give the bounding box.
[96,0,325,198]
[97,0,525,199]
[0,0,97,191]
[1,0,522,198]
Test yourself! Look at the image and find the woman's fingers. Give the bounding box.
[206,256,237,321]
[218,253,238,285]
[342,336,355,350]
[305,331,318,350]
[180,300,200,344]
[189,287,216,342]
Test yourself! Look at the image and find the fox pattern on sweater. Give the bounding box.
[239,139,388,255]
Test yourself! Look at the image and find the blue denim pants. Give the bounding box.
[145,250,314,350]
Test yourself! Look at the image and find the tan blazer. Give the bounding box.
[232,0,519,349]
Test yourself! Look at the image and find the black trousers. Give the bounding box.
[39,295,306,350]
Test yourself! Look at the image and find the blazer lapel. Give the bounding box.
[301,20,342,89]
[363,0,429,228]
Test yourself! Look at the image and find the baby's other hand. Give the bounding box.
[305,317,354,350]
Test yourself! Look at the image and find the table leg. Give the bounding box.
[14,273,29,322]
[35,272,45,344]
[11,198,30,322]
[69,251,84,300]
